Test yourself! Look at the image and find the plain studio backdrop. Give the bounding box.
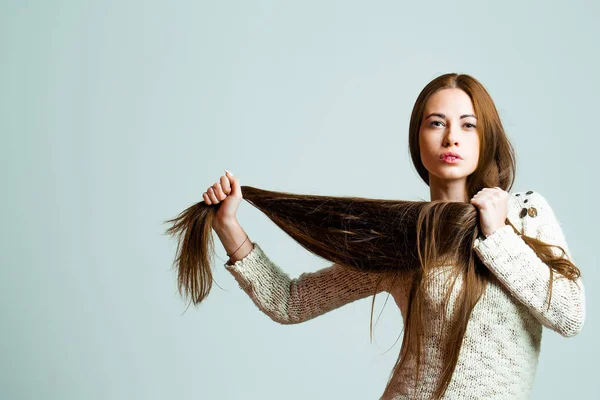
[1,1,598,399]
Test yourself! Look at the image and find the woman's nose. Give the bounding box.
[444,123,461,146]
[444,131,458,146]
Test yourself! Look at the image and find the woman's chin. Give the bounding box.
[431,170,470,181]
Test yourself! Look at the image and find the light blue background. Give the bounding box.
[1,1,598,399]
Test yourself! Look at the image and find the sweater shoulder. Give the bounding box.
[507,189,558,236]
[508,189,552,214]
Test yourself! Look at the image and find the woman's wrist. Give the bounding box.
[212,218,254,264]
[213,217,238,232]
[227,240,254,265]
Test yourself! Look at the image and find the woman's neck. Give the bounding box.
[429,177,469,203]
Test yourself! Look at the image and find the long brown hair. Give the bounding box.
[164,73,581,399]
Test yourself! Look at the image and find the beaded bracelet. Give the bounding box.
[227,234,249,258]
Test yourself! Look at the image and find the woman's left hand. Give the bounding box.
[470,187,509,238]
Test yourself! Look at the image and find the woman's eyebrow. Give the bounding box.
[425,113,478,119]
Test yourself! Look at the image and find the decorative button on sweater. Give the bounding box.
[224,191,586,399]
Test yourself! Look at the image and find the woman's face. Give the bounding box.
[418,88,480,183]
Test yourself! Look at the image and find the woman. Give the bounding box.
[172,73,585,399]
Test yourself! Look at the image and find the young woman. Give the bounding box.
[188,73,585,399]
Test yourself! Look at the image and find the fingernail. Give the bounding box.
[225,169,234,176]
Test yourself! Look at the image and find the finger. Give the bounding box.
[226,171,241,197]
[220,175,232,195]
[207,187,219,203]
[202,192,212,205]
[212,182,227,201]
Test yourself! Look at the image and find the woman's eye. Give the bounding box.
[428,121,476,128]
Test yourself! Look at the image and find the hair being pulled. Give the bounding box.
[165,185,483,305]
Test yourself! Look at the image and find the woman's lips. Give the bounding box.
[441,156,461,164]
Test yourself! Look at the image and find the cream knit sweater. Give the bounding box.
[224,191,586,399]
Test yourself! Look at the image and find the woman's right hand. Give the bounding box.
[203,170,243,226]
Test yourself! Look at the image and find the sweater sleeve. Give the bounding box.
[224,242,393,325]
[472,192,586,337]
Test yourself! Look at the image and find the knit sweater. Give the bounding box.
[223,190,586,399]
